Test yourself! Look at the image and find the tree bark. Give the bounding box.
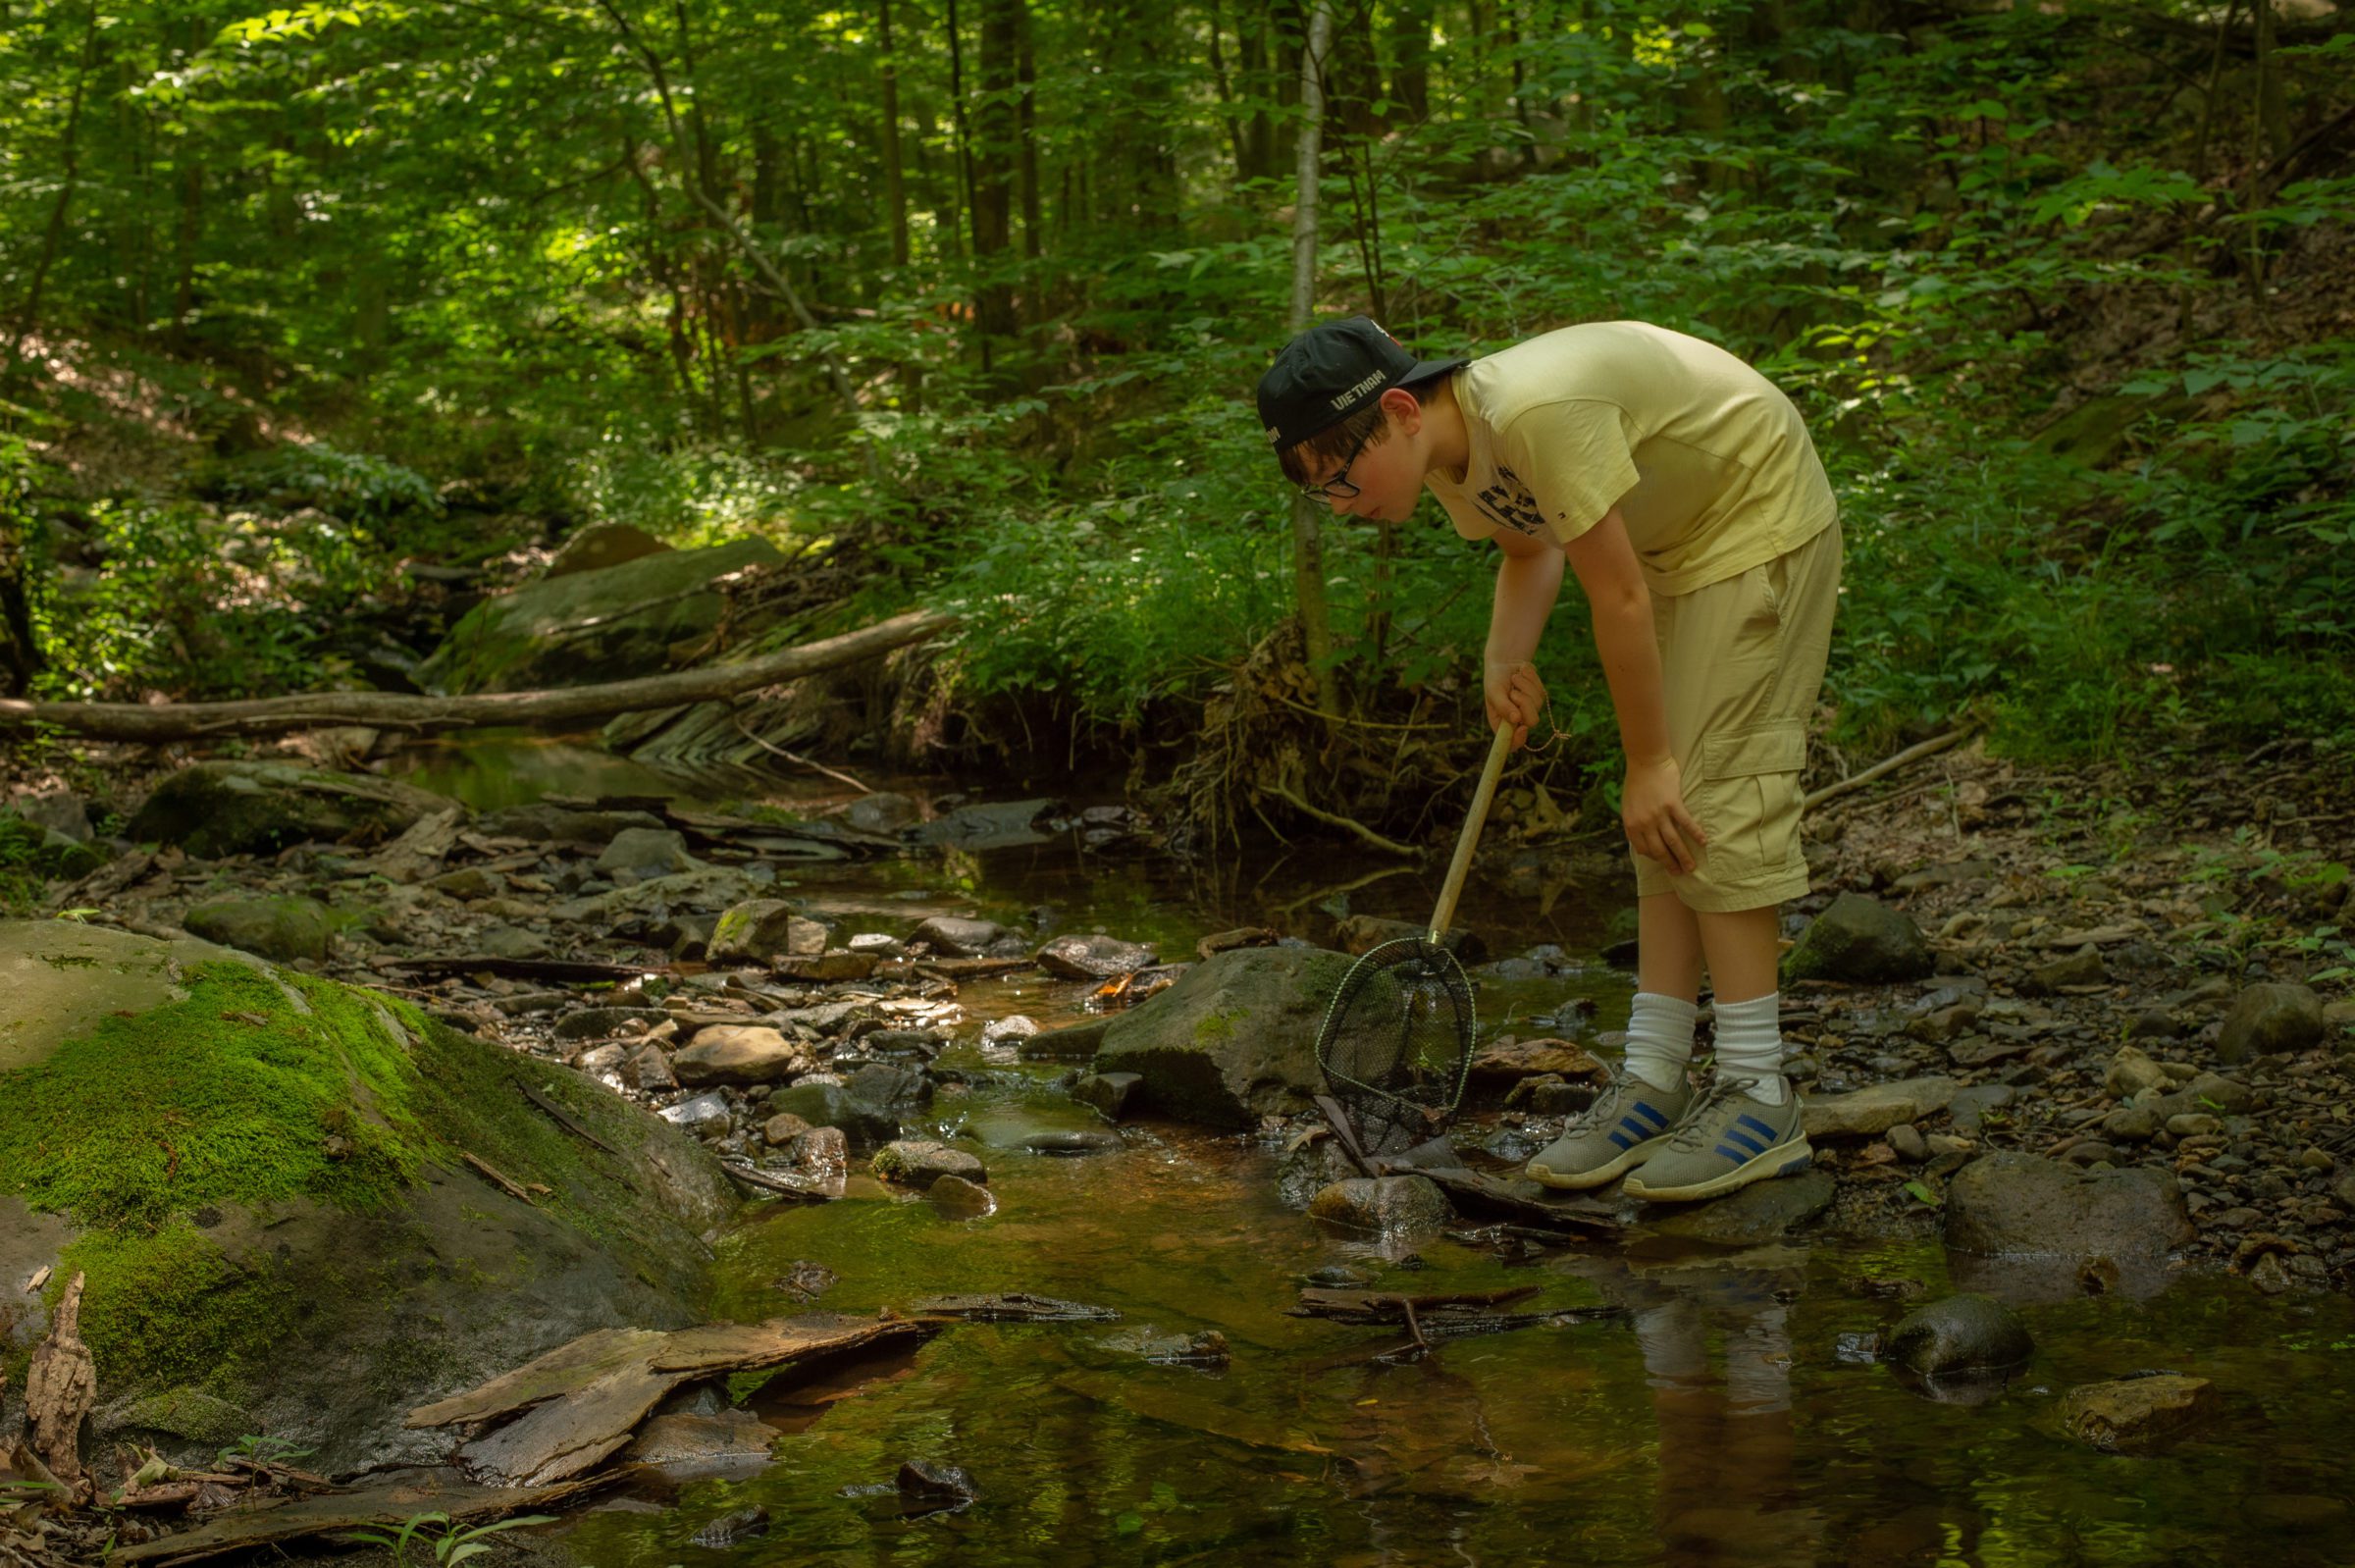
[1289,0,1340,719]
[973,0,1021,341]
[0,610,957,743]
[4,0,104,377]
[879,0,911,267]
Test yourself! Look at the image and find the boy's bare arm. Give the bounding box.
[1561,509,1705,873]
[1483,530,1564,748]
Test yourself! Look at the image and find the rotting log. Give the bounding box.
[0,608,956,743]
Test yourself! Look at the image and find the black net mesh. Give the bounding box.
[1313,938,1477,1156]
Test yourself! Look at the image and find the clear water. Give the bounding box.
[397,746,2355,1567]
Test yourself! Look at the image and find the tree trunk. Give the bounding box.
[1389,0,1433,124]
[973,0,1020,343]
[5,0,104,376]
[879,0,911,267]
[1289,0,1340,719]
[1017,0,1042,263]
[2253,0,2289,160]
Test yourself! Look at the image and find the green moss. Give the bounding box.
[55,1223,298,1390]
[0,963,424,1230]
[1191,1011,1237,1045]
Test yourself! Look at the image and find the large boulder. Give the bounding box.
[1782,893,1934,983]
[0,920,732,1475]
[1944,1151,2193,1299]
[129,761,456,859]
[417,537,786,694]
[1087,947,1363,1129]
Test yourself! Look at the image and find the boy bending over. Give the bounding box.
[1257,317,1841,1202]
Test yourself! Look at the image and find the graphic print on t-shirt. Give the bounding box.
[1475,464,1547,536]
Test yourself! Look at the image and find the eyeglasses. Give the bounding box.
[1297,430,1374,501]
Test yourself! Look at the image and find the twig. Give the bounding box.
[729,711,872,792]
[1804,728,1973,811]
[1266,692,1445,731]
[460,1152,534,1203]
[1263,782,1419,858]
[517,1082,619,1155]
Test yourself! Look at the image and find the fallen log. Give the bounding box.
[0,607,955,743]
[108,1471,612,1566]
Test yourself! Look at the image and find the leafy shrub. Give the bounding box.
[209,442,440,523]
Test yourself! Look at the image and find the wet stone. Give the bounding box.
[553,1006,670,1041]
[1071,1071,1143,1119]
[849,931,908,958]
[1888,1293,2033,1376]
[2057,1375,2216,1451]
[2102,1106,2161,1143]
[1782,893,1934,983]
[689,1505,770,1548]
[1643,1169,1836,1246]
[845,792,920,835]
[708,899,826,964]
[911,915,1008,957]
[763,1112,813,1146]
[1803,1076,1959,1139]
[1946,1083,2015,1135]
[1035,932,1156,980]
[927,1175,995,1218]
[1021,1128,1124,1156]
[1887,1124,1929,1162]
[659,1091,733,1137]
[896,1460,979,1513]
[2104,1045,2171,1100]
[874,1140,987,1188]
[2126,1008,2183,1041]
[1306,1176,1452,1235]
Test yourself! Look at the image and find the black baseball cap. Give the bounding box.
[1256,316,1467,450]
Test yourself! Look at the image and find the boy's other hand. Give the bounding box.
[1483,659,1544,751]
[1623,756,1705,873]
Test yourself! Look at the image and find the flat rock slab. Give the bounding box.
[1804,1077,1960,1139]
[1641,1169,1835,1246]
[1469,1038,1603,1082]
[1036,933,1156,980]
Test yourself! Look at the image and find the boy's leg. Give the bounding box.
[1524,891,1704,1189]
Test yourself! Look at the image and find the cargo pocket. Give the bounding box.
[1694,720,1807,887]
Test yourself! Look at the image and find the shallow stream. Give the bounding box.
[396,738,2355,1568]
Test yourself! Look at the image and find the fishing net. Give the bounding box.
[1312,936,1477,1158]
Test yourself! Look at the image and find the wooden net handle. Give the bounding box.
[1428,721,1514,941]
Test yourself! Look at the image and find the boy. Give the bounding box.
[1257,317,1841,1202]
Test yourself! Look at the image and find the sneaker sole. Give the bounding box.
[1527,1133,1673,1191]
[1622,1136,1815,1203]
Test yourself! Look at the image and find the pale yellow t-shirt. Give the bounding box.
[1424,322,1837,596]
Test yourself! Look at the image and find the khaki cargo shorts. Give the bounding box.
[1633,516,1842,914]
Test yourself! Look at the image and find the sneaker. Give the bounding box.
[1621,1079,1812,1203]
[1525,1070,1694,1190]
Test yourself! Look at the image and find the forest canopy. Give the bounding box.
[1,0,2349,774]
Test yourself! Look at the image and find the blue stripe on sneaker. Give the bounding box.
[1617,1115,1653,1140]
[1608,1129,1633,1150]
[1735,1114,1779,1140]
[1723,1127,1767,1155]
[1629,1101,1668,1131]
[1714,1144,1748,1162]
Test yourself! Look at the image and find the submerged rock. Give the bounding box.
[1306,1176,1452,1235]
[1781,893,1934,983]
[1071,1071,1143,1119]
[1886,1293,2034,1376]
[2056,1374,2217,1451]
[896,1459,980,1512]
[0,920,731,1477]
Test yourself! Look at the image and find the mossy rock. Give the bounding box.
[0,919,734,1474]
[0,813,105,882]
[417,537,786,695]
[183,894,336,963]
[1089,947,1355,1130]
[128,760,457,860]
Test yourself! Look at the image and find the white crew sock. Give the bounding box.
[1622,992,1699,1093]
[1713,991,1788,1104]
